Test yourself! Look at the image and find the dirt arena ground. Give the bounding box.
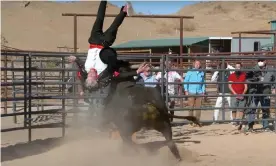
[1,108,276,166]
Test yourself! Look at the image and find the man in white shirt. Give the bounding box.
[211,62,235,123]
[156,60,183,122]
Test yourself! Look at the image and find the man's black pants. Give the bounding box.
[88,1,127,47]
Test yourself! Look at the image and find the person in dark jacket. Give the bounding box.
[68,56,149,94]
[84,1,134,90]
[68,55,150,125]
[246,59,276,131]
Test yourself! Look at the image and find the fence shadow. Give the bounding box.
[1,137,64,162]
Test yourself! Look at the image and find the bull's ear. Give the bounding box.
[130,64,140,69]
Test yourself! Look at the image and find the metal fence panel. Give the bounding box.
[1,50,276,142]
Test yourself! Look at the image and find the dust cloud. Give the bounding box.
[2,113,199,166]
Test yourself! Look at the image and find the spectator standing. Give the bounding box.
[228,62,248,126]
[246,59,276,131]
[183,60,205,126]
[211,62,235,123]
[156,60,183,122]
[138,66,158,88]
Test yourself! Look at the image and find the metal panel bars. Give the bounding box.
[1,50,276,142]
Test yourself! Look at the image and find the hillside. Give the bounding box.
[1,1,276,51]
[169,1,276,37]
[1,1,166,51]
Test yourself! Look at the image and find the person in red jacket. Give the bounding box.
[228,62,248,127]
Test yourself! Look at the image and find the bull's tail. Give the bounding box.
[168,114,201,127]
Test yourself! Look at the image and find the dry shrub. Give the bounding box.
[262,4,268,8]
[183,22,196,32]
[208,4,228,14]
[214,4,223,10]
[174,20,196,32]
[1,35,8,47]
[156,23,174,35]
[137,12,156,24]
[143,18,156,24]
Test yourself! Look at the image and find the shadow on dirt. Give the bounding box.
[2,129,202,162]
[1,137,64,162]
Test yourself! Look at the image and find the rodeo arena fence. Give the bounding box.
[1,12,276,142]
[1,49,276,142]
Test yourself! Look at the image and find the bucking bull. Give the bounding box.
[68,55,200,161]
[95,63,200,161]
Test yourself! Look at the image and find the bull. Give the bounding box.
[99,64,201,162]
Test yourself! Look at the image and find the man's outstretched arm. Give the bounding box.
[112,62,150,81]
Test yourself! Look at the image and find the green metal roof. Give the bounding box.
[112,37,209,49]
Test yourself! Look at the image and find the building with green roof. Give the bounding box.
[113,36,271,55]
[113,37,210,54]
[260,20,276,50]
[113,37,209,49]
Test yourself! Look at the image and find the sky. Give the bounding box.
[55,0,199,15]
[109,1,198,15]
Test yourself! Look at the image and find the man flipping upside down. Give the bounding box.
[68,1,149,94]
